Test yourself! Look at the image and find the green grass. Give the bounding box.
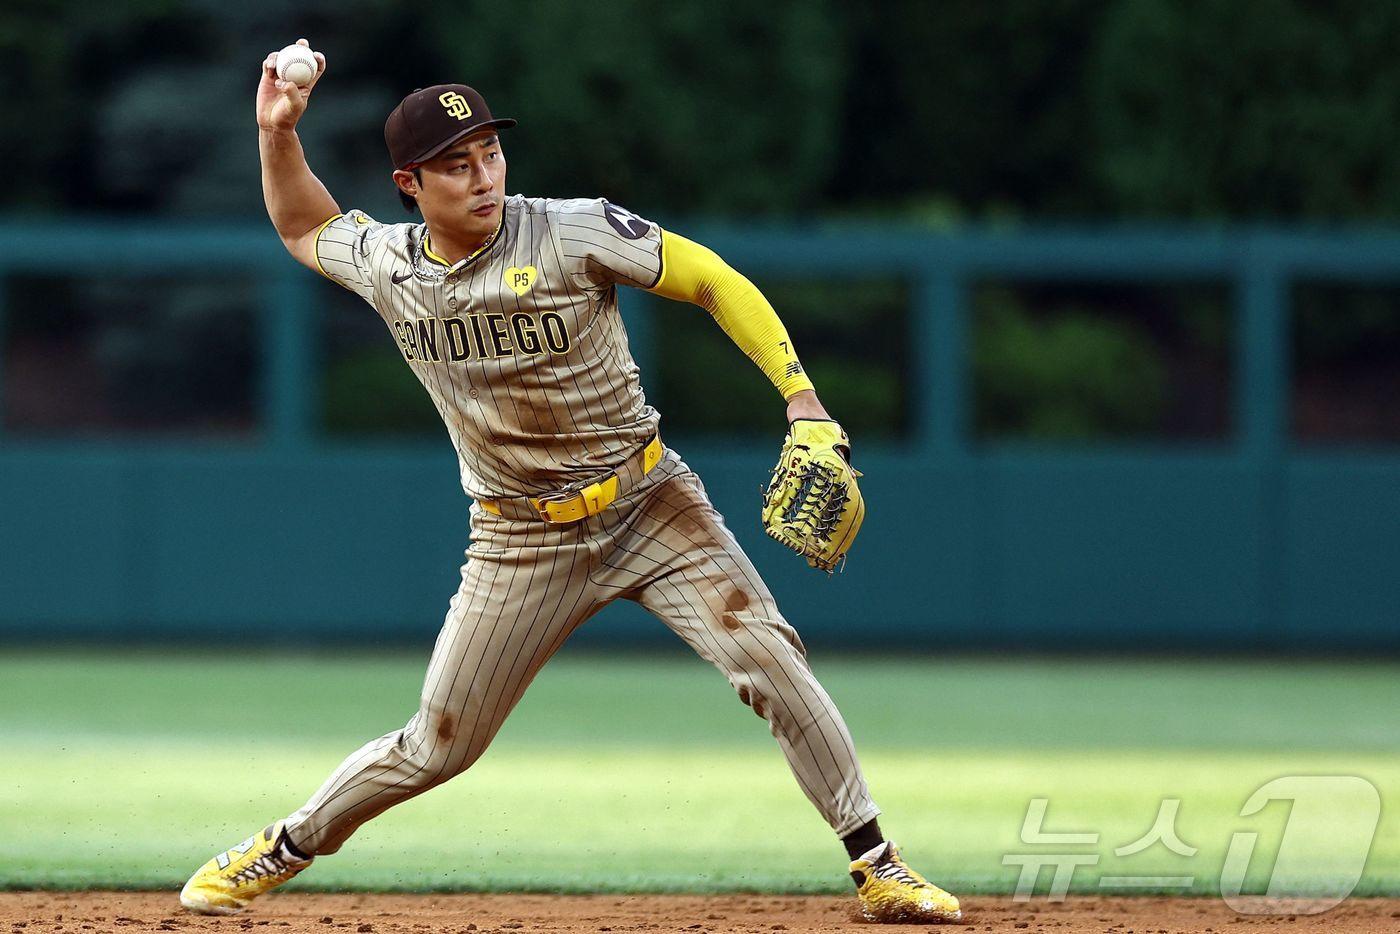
[1,650,1397,896]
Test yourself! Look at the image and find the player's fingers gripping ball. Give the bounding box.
[275,43,319,87]
[761,419,866,572]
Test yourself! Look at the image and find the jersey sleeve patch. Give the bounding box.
[315,209,387,304]
[552,197,664,290]
[602,202,651,240]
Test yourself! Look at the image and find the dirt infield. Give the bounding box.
[2,893,1397,934]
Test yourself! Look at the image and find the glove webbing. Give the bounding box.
[780,463,849,543]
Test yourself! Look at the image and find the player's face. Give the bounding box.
[407,132,507,239]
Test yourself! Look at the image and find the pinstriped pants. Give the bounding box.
[284,450,880,855]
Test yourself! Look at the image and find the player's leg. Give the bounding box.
[283,522,599,854]
[616,464,879,837]
[181,518,600,913]
[615,463,961,923]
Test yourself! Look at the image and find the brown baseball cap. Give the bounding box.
[384,84,517,169]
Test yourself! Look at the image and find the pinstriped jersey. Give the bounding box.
[315,195,664,499]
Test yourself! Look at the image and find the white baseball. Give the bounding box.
[276,44,318,87]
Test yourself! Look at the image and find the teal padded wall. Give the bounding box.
[1,225,1397,649]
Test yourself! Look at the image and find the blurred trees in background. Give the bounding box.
[3,0,1398,441]
[13,0,1400,223]
[1093,0,1400,220]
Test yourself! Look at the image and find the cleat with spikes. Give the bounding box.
[850,841,961,923]
[179,820,311,915]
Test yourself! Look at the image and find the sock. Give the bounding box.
[842,818,884,861]
[279,831,314,863]
[842,818,885,863]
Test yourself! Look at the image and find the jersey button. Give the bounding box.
[469,388,479,399]
[448,298,457,309]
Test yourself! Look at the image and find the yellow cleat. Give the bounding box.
[850,841,962,923]
[179,820,311,915]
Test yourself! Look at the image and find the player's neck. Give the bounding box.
[424,218,501,266]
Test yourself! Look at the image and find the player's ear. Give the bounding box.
[393,168,421,214]
[392,168,419,197]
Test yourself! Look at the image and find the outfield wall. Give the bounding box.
[2,224,1397,649]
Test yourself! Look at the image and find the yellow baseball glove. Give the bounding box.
[760,419,866,572]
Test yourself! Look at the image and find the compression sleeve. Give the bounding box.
[648,231,816,400]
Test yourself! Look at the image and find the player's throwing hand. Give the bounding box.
[256,38,325,132]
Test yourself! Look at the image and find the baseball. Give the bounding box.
[275,44,318,87]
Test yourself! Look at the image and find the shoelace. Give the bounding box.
[873,857,930,889]
[228,849,296,886]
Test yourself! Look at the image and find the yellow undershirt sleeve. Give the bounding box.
[647,230,816,400]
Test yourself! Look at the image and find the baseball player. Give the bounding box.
[179,41,960,924]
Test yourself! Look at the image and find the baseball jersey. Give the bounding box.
[315,195,664,499]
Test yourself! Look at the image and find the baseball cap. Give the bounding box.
[384,84,517,169]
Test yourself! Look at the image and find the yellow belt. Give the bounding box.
[478,435,663,524]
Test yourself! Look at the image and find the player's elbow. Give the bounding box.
[280,225,324,273]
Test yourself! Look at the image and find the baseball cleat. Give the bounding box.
[850,841,962,923]
[179,820,311,915]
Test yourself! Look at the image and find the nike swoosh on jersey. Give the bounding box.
[391,270,414,284]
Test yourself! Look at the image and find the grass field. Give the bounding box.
[1,650,1396,896]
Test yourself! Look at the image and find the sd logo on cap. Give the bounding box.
[384,84,516,169]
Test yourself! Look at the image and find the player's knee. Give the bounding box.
[430,709,460,745]
[407,708,490,778]
[725,618,810,676]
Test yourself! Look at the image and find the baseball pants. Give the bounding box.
[283,449,880,854]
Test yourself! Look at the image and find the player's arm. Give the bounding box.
[648,231,830,421]
[255,40,339,272]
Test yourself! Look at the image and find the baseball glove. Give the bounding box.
[761,419,866,572]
